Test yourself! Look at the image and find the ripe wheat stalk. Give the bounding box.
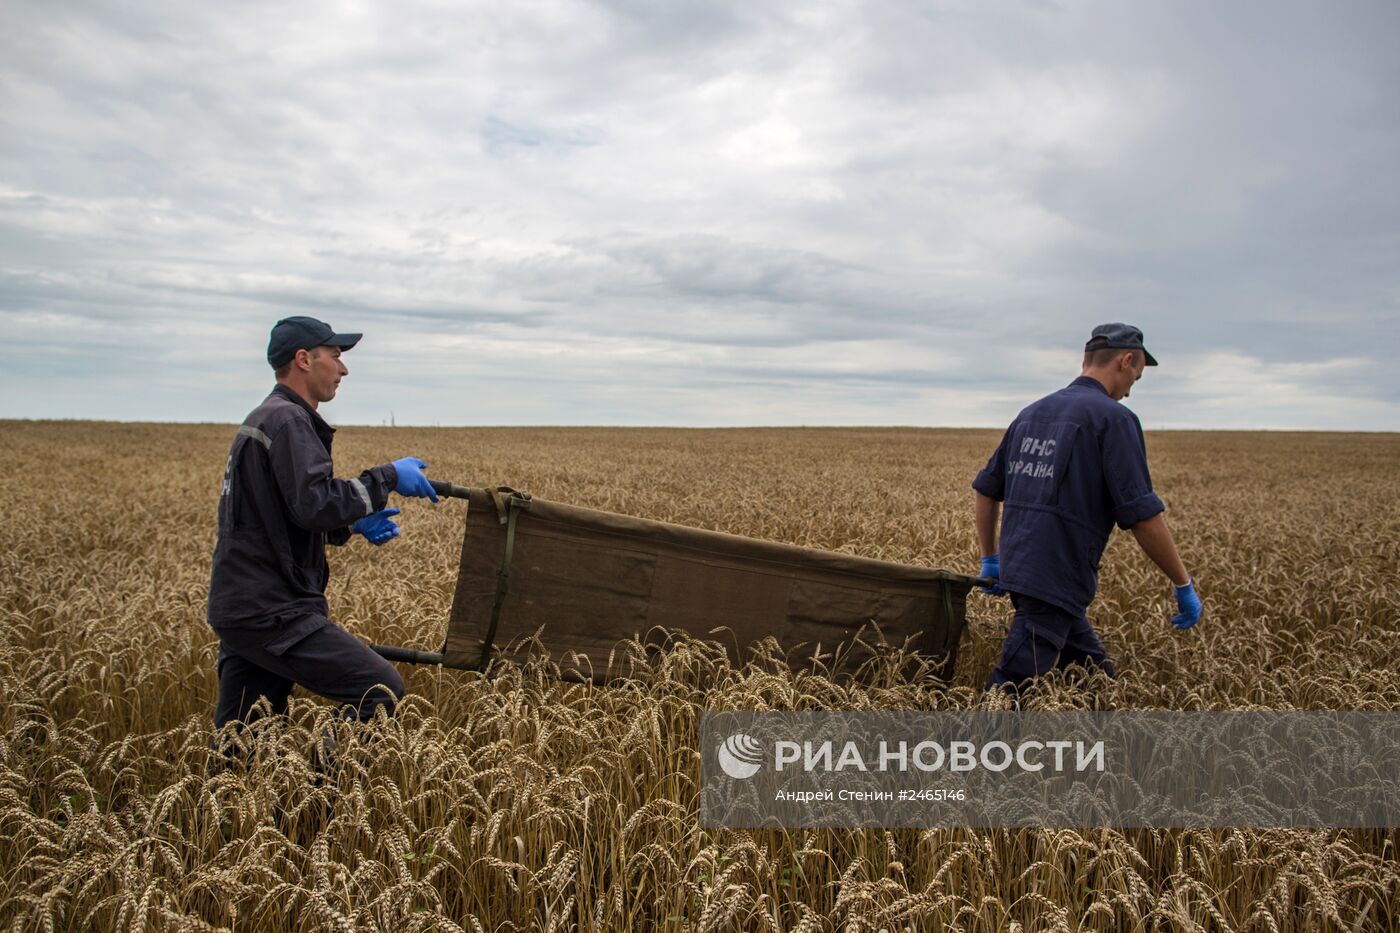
[1,421,1398,931]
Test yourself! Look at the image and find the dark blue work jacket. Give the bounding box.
[972,376,1164,617]
[206,385,395,641]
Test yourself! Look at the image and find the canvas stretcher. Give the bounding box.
[372,483,982,683]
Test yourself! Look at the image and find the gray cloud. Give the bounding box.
[1,0,1397,428]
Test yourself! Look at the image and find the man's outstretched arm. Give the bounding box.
[1129,513,1189,585]
[1130,513,1202,629]
[973,491,1006,595]
[974,491,1000,557]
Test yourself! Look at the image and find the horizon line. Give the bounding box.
[2,417,1397,435]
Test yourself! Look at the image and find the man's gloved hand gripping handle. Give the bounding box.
[978,554,1007,596]
[392,457,439,503]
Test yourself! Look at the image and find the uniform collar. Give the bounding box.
[270,383,336,436]
[1070,375,1110,396]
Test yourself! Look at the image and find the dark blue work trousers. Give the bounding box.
[986,593,1115,695]
[214,618,405,729]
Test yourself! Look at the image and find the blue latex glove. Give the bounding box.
[1172,579,1202,629]
[351,508,400,546]
[392,457,439,502]
[979,555,1006,596]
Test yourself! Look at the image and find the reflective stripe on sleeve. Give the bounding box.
[349,477,372,515]
[237,424,272,449]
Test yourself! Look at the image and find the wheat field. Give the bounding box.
[1,420,1397,931]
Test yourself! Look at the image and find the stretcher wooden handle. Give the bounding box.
[366,476,464,664]
[371,480,468,666]
[428,479,472,500]
[370,644,447,665]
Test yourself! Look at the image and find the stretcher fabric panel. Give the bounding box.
[444,489,978,681]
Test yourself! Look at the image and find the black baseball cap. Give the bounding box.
[1085,322,1158,366]
[267,316,362,368]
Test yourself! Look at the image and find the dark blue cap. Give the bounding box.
[267,316,362,368]
[1085,322,1158,366]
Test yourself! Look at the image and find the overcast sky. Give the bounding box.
[2,1,1397,429]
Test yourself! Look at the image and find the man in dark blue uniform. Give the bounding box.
[972,323,1202,696]
[207,316,441,730]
